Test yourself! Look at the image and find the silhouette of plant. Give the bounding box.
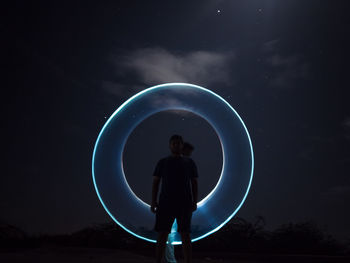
[270,221,341,255]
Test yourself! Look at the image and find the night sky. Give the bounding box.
[2,0,350,240]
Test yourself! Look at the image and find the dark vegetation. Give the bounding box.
[196,217,349,255]
[1,217,349,256]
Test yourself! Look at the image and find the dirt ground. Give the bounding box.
[0,246,243,263]
[1,246,349,263]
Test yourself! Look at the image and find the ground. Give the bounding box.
[1,246,349,263]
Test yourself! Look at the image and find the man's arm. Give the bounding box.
[191,177,198,211]
[151,176,161,213]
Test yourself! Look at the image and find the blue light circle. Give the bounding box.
[92,83,254,244]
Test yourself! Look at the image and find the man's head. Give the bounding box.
[169,134,184,155]
[182,142,194,157]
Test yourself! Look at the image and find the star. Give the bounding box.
[217,9,221,14]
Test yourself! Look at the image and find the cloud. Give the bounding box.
[262,39,309,90]
[265,54,309,89]
[145,87,202,113]
[121,47,234,85]
[262,39,280,53]
[104,47,235,97]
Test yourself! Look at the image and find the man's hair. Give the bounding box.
[169,134,183,144]
[183,142,194,151]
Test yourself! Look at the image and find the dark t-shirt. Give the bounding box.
[153,155,198,208]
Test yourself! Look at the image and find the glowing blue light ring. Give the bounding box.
[92,83,254,244]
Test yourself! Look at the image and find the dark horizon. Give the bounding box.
[2,216,349,261]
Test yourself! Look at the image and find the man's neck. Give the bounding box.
[171,153,182,157]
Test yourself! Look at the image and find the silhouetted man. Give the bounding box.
[165,141,195,263]
[151,135,198,263]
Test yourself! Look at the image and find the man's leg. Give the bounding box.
[165,219,178,262]
[180,232,192,263]
[156,231,169,263]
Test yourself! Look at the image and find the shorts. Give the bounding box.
[154,204,193,233]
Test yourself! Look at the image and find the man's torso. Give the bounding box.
[155,155,196,208]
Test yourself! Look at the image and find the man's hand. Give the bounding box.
[151,176,160,213]
[151,202,158,213]
[192,202,197,212]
